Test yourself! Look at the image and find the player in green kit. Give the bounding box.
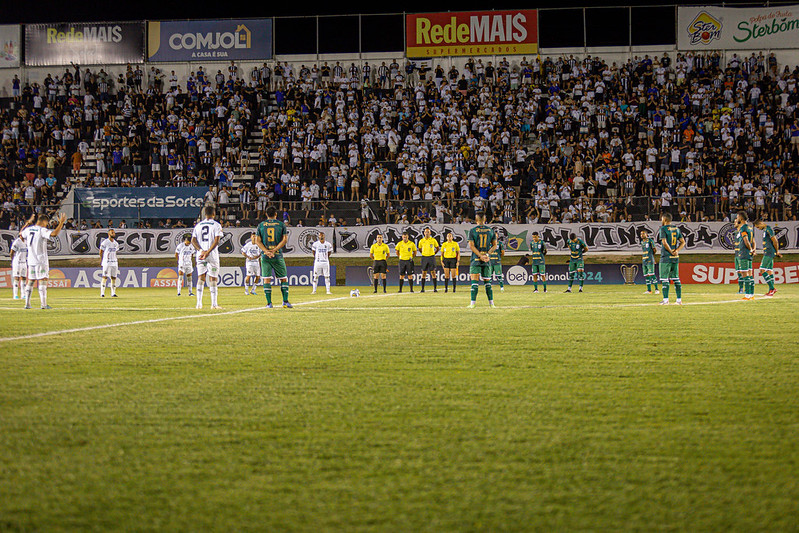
[658,211,685,305]
[640,229,659,295]
[467,211,497,308]
[255,206,293,308]
[565,233,587,293]
[734,212,755,301]
[753,219,782,297]
[489,237,505,292]
[529,232,547,293]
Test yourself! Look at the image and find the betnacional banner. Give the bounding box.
[0,25,22,68]
[73,187,208,220]
[25,22,145,66]
[148,19,272,62]
[0,223,797,258]
[406,10,538,58]
[678,5,799,50]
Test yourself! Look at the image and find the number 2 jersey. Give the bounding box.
[192,218,224,264]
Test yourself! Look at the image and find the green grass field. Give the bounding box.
[1,285,798,531]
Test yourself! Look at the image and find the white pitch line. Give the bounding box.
[0,292,407,343]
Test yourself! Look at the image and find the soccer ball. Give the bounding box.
[350,289,360,297]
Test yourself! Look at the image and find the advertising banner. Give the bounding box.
[148,19,273,62]
[406,10,538,58]
[345,264,640,286]
[73,187,207,220]
[0,25,22,68]
[333,222,799,257]
[16,265,334,289]
[25,22,145,66]
[678,5,799,50]
[679,262,799,284]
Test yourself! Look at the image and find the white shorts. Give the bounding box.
[102,263,119,278]
[245,261,260,277]
[12,262,27,278]
[178,263,194,275]
[28,262,49,281]
[313,263,330,278]
[197,257,220,278]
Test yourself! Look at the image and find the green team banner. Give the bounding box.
[678,5,799,50]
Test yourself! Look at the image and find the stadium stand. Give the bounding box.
[1,51,799,230]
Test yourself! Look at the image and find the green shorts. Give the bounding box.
[759,255,774,271]
[642,261,656,277]
[530,263,546,275]
[568,259,584,272]
[469,261,492,279]
[490,262,503,276]
[735,257,753,272]
[261,255,288,279]
[659,261,680,281]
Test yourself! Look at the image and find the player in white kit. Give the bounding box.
[241,234,262,295]
[21,212,67,309]
[10,232,28,299]
[191,205,223,309]
[99,229,120,297]
[311,231,333,295]
[175,234,195,296]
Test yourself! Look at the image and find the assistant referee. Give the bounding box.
[440,232,460,293]
[417,227,440,293]
[370,233,390,293]
[395,231,417,293]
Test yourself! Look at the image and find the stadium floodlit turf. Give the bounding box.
[0,285,797,531]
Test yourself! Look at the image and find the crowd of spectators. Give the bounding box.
[2,50,799,230]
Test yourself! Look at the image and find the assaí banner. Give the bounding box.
[148,19,272,62]
[73,187,207,220]
[678,5,799,50]
[406,10,537,58]
[25,22,145,66]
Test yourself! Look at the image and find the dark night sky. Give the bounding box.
[0,0,771,24]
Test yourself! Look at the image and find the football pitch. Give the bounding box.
[1,285,798,531]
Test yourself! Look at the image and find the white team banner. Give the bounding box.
[678,5,799,50]
[1,222,798,258]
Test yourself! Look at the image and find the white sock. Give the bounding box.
[110,280,116,296]
[312,276,318,292]
[187,278,193,292]
[196,280,205,306]
[25,282,33,307]
[177,275,183,294]
[39,283,47,307]
[209,279,218,307]
[12,280,18,299]
[19,280,25,297]
[325,278,330,291]
[100,281,106,297]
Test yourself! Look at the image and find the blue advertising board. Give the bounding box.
[74,187,207,220]
[148,19,272,62]
[345,264,645,286]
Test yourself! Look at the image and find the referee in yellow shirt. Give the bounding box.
[440,231,461,293]
[369,233,390,293]
[395,231,417,293]
[417,227,440,292]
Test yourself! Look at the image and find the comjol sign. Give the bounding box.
[678,5,799,49]
[148,19,272,62]
[406,10,537,58]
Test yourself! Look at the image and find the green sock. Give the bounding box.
[738,279,744,292]
[568,274,574,289]
[675,282,682,299]
[534,280,538,291]
[485,282,493,302]
[653,277,659,291]
[543,278,547,290]
[281,281,289,303]
[470,282,478,302]
[498,275,504,289]
[747,277,754,296]
[646,278,651,291]
[264,285,272,305]
[767,273,775,290]
[579,272,585,288]
[662,283,669,299]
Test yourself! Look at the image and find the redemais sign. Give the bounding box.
[406,10,538,58]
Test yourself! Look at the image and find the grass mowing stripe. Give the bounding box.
[0,292,407,343]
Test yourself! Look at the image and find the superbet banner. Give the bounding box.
[680,262,799,284]
[406,10,538,58]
